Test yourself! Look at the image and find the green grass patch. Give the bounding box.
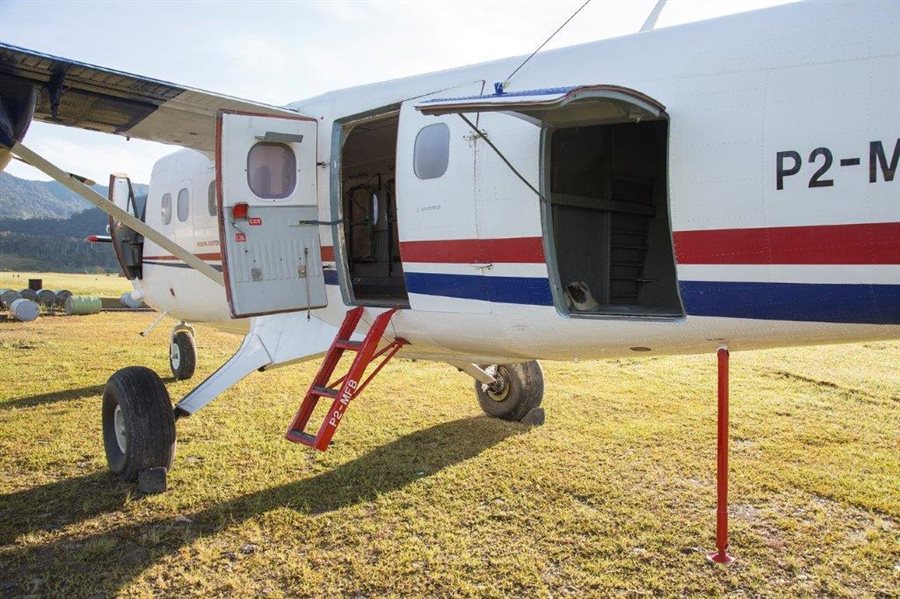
[0,302,897,596]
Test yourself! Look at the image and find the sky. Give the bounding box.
[0,0,794,184]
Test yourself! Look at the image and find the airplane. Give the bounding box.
[0,0,897,562]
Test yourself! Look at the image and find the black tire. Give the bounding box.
[169,331,196,380]
[102,366,176,482]
[475,360,544,422]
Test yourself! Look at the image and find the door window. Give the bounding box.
[414,123,450,179]
[247,142,296,199]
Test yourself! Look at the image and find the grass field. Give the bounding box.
[0,281,897,596]
[0,271,131,297]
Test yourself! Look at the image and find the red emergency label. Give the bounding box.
[235,232,246,242]
[248,217,262,226]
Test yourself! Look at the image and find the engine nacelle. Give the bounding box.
[0,80,37,171]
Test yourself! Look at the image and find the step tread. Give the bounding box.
[334,339,363,350]
[310,385,339,398]
[285,429,317,446]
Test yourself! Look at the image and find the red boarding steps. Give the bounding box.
[285,306,405,451]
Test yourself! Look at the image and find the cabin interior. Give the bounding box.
[340,112,409,306]
[548,119,683,317]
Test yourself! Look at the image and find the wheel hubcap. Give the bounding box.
[170,342,180,370]
[483,365,510,402]
[113,405,127,453]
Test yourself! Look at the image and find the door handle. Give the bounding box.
[470,263,493,271]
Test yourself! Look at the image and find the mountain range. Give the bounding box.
[0,172,148,220]
[0,172,149,272]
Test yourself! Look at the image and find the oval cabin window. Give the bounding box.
[247,142,296,199]
[177,188,190,222]
[161,193,172,225]
[207,181,217,216]
[414,123,450,180]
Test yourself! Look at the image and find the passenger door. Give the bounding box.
[217,111,326,317]
[108,174,143,280]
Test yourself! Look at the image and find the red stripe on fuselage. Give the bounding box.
[399,237,545,263]
[145,222,898,268]
[143,252,223,261]
[674,222,900,265]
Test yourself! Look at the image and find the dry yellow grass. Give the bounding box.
[0,278,897,597]
[0,271,132,297]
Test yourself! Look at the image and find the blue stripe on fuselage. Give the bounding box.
[400,272,899,324]
[244,265,900,325]
[403,272,554,306]
[678,281,900,324]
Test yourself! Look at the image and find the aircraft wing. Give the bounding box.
[0,42,299,285]
[0,42,299,153]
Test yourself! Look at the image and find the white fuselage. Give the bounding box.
[132,1,899,363]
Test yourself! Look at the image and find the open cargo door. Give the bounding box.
[108,174,143,280]
[217,111,326,318]
[416,85,664,126]
[419,85,683,318]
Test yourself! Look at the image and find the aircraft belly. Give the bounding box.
[140,261,231,323]
[395,306,900,362]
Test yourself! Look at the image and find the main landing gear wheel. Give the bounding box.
[169,330,196,380]
[475,360,544,422]
[102,366,176,482]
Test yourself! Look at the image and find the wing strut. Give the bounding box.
[640,0,667,32]
[10,142,224,286]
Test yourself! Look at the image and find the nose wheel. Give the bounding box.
[169,330,196,380]
[102,366,176,482]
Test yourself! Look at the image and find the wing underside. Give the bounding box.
[0,42,300,152]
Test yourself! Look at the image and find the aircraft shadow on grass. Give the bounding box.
[0,415,522,595]
[1,378,176,411]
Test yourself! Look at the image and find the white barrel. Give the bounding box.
[0,289,21,309]
[119,291,143,309]
[36,289,57,307]
[8,298,39,322]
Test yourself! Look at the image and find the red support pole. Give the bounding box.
[708,347,736,564]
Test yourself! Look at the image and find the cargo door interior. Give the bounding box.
[418,85,684,318]
[217,111,326,317]
[108,174,144,280]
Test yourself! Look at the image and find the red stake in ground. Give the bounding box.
[708,347,736,564]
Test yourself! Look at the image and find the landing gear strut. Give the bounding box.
[473,360,544,422]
